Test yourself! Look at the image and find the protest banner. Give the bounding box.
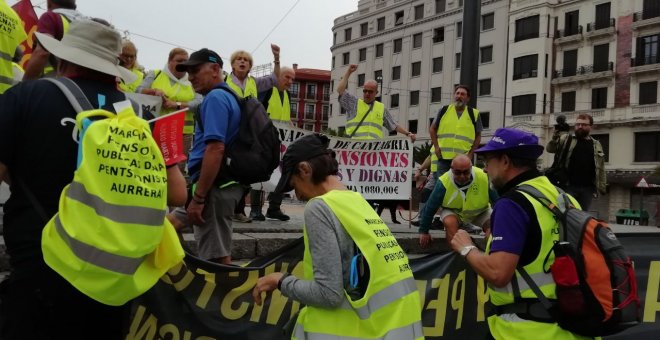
[127,233,660,339]
[125,92,163,120]
[149,109,187,165]
[11,0,38,68]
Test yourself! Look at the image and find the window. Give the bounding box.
[639,81,658,105]
[515,15,539,42]
[322,105,330,120]
[290,82,300,97]
[593,43,609,72]
[323,85,330,100]
[330,81,334,93]
[561,91,576,112]
[290,102,298,115]
[479,79,491,96]
[344,28,352,42]
[305,104,315,120]
[414,5,424,20]
[392,66,401,81]
[512,94,536,115]
[306,84,316,99]
[563,49,578,76]
[408,120,418,134]
[456,21,462,38]
[375,43,384,58]
[377,17,385,31]
[456,53,461,69]
[395,11,404,26]
[409,62,421,77]
[413,33,423,49]
[360,22,368,36]
[389,40,401,55]
[433,27,445,43]
[431,87,442,102]
[634,132,660,162]
[435,0,446,14]
[342,52,350,65]
[304,123,314,131]
[391,94,399,108]
[357,73,365,87]
[331,56,335,69]
[482,13,494,30]
[592,134,610,162]
[432,57,443,73]
[410,90,420,106]
[358,48,367,62]
[643,0,660,19]
[513,54,538,80]
[595,2,611,30]
[636,33,660,66]
[458,0,463,7]
[480,111,490,129]
[564,10,580,36]
[591,87,607,109]
[480,45,493,63]
[333,32,337,45]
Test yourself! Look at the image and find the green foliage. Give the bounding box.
[413,142,431,166]
[321,127,347,138]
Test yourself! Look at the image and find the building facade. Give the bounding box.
[329,0,510,141]
[290,64,331,132]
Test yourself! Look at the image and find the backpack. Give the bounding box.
[434,105,477,132]
[196,85,281,185]
[516,185,640,337]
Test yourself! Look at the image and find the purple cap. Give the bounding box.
[474,128,544,159]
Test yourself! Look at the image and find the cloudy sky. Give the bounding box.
[11,0,358,71]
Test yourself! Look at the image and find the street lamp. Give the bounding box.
[376,75,383,102]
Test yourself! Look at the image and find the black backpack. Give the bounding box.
[196,86,281,184]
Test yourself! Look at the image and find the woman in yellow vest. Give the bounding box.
[118,40,144,93]
[225,44,281,99]
[252,134,424,340]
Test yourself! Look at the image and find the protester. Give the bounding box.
[169,48,244,265]
[546,113,606,210]
[419,154,498,246]
[249,66,296,222]
[337,64,416,141]
[22,0,86,80]
[225,45,282,222]
[0,1,26,93]
[0,18,186,339]
[252,134,423,339]
[450,128,588,339]
[118,40,144,92]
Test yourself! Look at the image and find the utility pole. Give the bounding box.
[460,0,481,108]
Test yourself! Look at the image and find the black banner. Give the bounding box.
[126,234,660,339]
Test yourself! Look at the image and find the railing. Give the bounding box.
[556,25,583,38]
[632,103,660,114]
[305,112,315,120]
[586,18,615,32]
[306,92,316,100]
[553,62,613,78]
[289,91,299,98]
[633,10,660,22]
[323,94,330,101]
[631,54,660,67]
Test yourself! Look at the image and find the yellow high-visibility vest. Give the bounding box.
[433,105,478,166]
[226,73,258,98]
[151,70,196,134]
[118,67,144,93]
[346,99,384,140]
[266,88,291,123]
[0,2,27,93]
[438,166,490,221]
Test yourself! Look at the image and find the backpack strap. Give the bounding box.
[433,105,449,128]
[348,102,376,138]
[44,77,94,113]
[195,85,242,133]
[467,106,477,129]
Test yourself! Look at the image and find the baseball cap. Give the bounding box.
[474,127,544,159]
[175,48,223,71]
[275,134,333,194]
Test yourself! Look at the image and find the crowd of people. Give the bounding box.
[0,0,609,339]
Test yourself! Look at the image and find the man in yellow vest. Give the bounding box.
[118,40,144,93]
[0,1,27,93]
[138,47,202,166]
[450,128,589,340]
[337,64,416,141]
[249,66,295,221]
[23,0,86,80]
[252,133,423,339]
[418,154,498,247]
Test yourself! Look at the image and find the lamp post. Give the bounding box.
[376,75,383,102]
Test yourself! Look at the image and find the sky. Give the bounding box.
[10,0,358,72]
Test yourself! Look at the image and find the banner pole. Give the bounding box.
[147,108,189,123]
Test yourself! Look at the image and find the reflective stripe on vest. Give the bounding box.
[0,3,26,93]
[267,88,291,122]
[345,99,385,140]
[226,73,258,98]
[439,166,490,221]
[433,105,478,160]
[487,177,563,307]
[294,190,423,339]
[150,70,196,134]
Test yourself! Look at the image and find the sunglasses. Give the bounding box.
[451,168,471,176]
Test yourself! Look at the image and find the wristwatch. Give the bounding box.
[460,245,477,257]
[176,102,182,110]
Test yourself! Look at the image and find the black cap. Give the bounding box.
[175,48,223,72]
[275,134,332,194]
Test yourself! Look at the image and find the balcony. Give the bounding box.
[289,91,299,98]
[504,113,545,129]
[632,10,660,30]
[306,92,317,100]
[585,18,615,40]
[552,62,614,85]
[554,26,583,45]
[630,54,660,74]
[323,94,330,102]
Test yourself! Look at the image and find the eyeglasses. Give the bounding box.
[363,89,376,94]
[451,168,471,176]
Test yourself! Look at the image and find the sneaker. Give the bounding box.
[266,209,290,221]
[232,213,252,223]
[250,211,266,221]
